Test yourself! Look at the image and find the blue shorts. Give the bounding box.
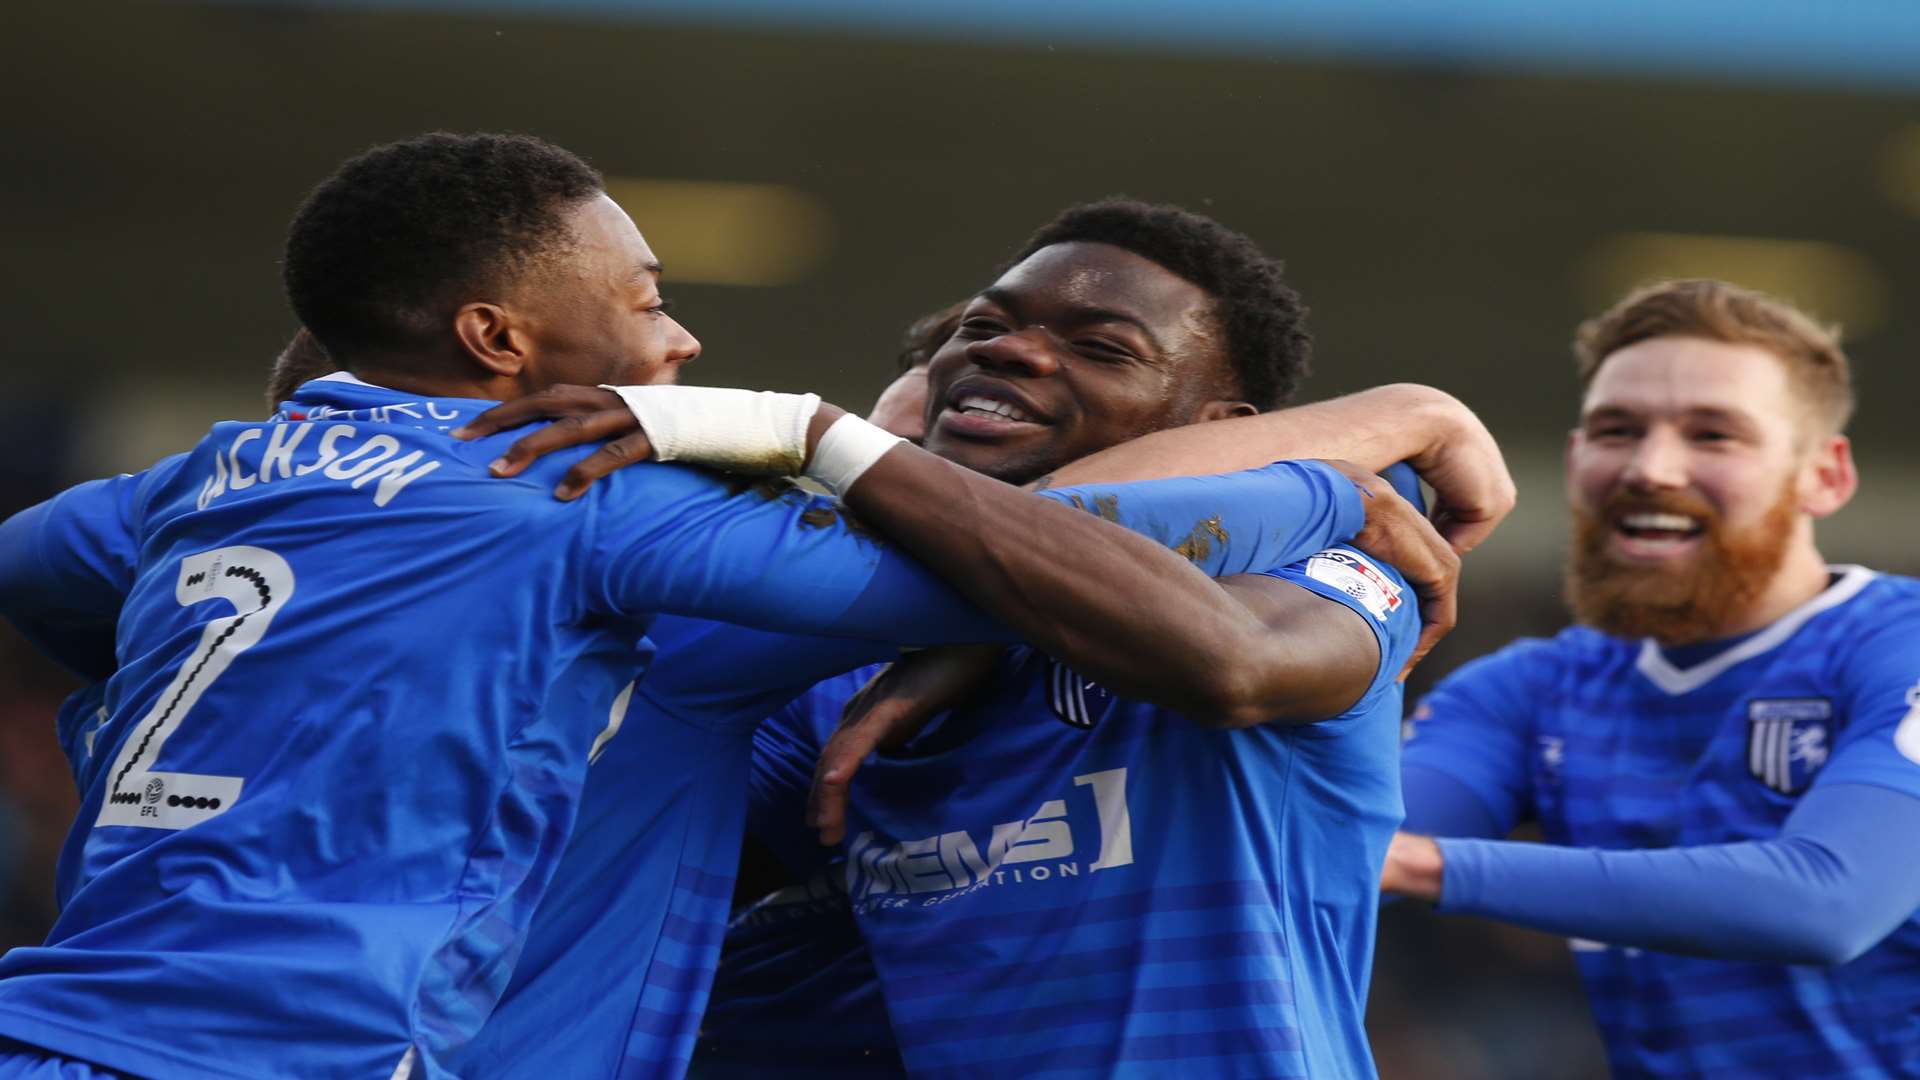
[0,1040,122,1080]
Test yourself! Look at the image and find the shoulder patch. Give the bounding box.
[1047,657,1109,730]
[1897,681,1920,766]
[1746,697,1832,794]
[1304,548,1402,622]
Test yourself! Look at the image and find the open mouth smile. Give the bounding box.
[1611,511,1706,560]
[935,383,1048,438]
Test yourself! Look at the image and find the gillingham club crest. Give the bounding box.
[1745,698,1832,794]
[1048,658,1111,730]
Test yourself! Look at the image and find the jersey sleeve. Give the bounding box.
[748,676,865,877]
[581,466,1010,645]
[636,619,899,735]
[1434,781,1920,965]
[581,459,1361,647]
[1818,594,1920,800]
[0,463,171,680]
[1037,459,1364,578]
[1399,639,1556,837]
[1259,544,1420,718]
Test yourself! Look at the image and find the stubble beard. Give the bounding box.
[1564,479,1800,646]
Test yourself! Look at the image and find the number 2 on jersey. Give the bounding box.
[96,545,294,830]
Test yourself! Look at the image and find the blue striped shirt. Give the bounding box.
[819,550,1419,1078]
[1402,566,1920,1078]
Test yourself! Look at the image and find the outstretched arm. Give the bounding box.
[1386,783,1920,965]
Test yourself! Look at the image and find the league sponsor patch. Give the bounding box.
[1746,697,1832,794]
[1304,548,1402,622]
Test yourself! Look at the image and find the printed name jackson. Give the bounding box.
[198,423,441,510]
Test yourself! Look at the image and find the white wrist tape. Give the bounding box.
[806,414,905,496]
[599,385,819,475]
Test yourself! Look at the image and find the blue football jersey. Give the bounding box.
[1402,566,1920,1078]
[446,623,897,1080]
[0,374,1015,1080]
[444,460,1368,1080]
[690,666,904,1080]
[816,549,1420,1079]
[691,869,905,1080]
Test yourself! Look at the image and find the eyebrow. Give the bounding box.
[976,286,1168,354]
[1583,403,1760,428]
[629,260,664,284]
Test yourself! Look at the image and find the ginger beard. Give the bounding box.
[1565,477,1800,645]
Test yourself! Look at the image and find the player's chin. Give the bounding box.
[923,433,1059,486]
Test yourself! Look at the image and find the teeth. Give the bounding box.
[1621,513,1700,532]
[954,394,1033,423]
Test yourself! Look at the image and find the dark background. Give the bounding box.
[4,3,1918,1076]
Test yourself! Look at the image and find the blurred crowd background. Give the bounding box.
[5,2,1919,1076]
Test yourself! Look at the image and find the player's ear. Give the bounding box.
[1192,399,1258,424]
[452,302,529,380]
[1798,433,1857,519]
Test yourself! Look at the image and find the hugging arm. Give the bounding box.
[481,391,1453,717]
[1039,383,1515,553]
[834,439,1450,721]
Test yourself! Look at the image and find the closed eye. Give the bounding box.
[957,316,1009,337]
[1073,338,1135,360]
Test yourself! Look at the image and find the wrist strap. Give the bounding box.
[806,414,905,495]
[599,385,819,475]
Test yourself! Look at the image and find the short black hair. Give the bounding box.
[283,132,603,363]
[896,300,967,373]
[1010,199,1310,411]
[263,327,336,412]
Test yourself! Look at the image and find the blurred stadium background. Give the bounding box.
[4,2,1918,1076]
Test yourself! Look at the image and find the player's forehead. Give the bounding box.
[566,194,660,289]
[1581,335,1795,424]
[983,241,1209,332]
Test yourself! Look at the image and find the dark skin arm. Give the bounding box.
[807,576,1380,844]
[457,389,1457,727]
[832,423,1427,724]
[1039,383,1515,555]
[456,382,1515,553]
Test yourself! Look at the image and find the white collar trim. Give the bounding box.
[312,371,379,388]
[1633,565,1875,695]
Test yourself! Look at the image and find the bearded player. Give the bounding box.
[1384,280,1920,1078]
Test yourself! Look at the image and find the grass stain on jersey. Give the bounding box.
[1173,516,1229,563]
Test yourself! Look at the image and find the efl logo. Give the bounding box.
[1304,548,1402,622]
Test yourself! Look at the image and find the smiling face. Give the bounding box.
[920,242,1245,484]
[1565,335,1852,642]
[515,195,701,390]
